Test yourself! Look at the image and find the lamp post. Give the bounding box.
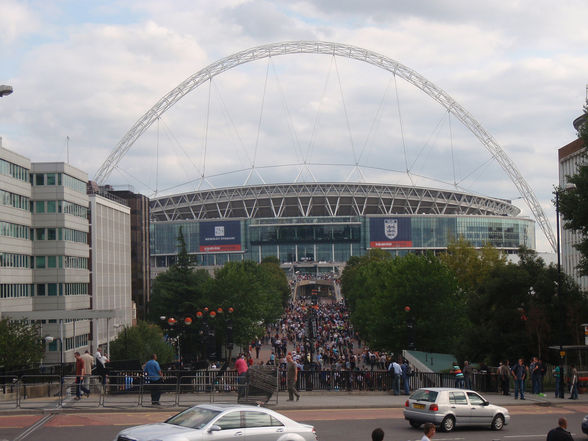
[404,306,415,350]
[554,185,575,397]
[45,336,63,393]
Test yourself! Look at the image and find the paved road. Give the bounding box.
[2,403,587,441]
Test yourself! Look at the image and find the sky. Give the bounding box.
[1,0,588,253]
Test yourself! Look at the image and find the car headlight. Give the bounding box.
[583,415,588,423]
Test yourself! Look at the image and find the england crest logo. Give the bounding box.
[384,219,398,240]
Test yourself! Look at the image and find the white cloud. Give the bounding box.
[1,0,586,252]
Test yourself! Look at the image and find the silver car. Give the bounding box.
[114,403,318,441]
[403,387,510,432]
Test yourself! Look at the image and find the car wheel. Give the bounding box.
[441,415,455,432]
[409,420,421,429]
[491,414,505,431]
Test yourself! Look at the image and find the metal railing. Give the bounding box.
[0,369,531,409]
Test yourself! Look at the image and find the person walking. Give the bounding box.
[401,359,411,395]
[498,361,510,395]
[463,360,474,390]
[421,422,436,441]
[546,417,574,441]
[94,346,109,386]
[569,365,579,400]
[388,359,402,395]
[144,353,163,405]
[512,358,527,400]
[451,362,465,389]
[81,350,94,396]
[286,353,300,401]
[235,353,249,400]
[553,364,563,398]
[74,352,90,400]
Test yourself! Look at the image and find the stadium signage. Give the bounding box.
[369,217,412,248]
[199,220,242,252]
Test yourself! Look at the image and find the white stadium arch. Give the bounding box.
[94,41,555,251]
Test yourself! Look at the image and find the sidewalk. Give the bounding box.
[271,389,588,411]
[2,389,585,415]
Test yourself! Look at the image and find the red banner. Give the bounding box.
[199,244,242,252]
[370,240,412,248]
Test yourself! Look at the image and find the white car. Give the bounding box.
[114,403,318,441]
[403,387,510,432]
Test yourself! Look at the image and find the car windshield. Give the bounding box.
[410,389,439,402]
[165,407,221,429]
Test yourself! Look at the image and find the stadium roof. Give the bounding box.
[151,182,520,222]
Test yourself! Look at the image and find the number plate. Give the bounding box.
[413,403,425,409]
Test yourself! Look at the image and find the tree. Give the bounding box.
[109,321,175,366]
[342,252,464,354]
[440,238,506,295]
[0,319,45,370]
[557,104,588,275]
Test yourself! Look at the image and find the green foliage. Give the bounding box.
[343,241,588,365]
[440,238,506,294]
[342,252,463,354]
[212,260,286,345]
[148,252,288,360]
[460,248,588,364]
[109,321,175,365]
[0,319,45,369]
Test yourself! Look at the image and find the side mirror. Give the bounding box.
[208,425,221,432]
[483,400,490,406]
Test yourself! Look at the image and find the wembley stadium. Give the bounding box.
[148,181,534,274]
[93,42,549,276]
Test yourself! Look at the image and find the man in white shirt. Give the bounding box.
[388,359,402,395]
[95,346,109,386]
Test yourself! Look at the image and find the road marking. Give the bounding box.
[12,414,54,441]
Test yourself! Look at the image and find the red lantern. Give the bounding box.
[404,306,411,313]
[168,317,177,326]
[196,311,203,319]
[184,317,193,326]
[217,307,223,314]
[209,310,217,318]
[228,307,234,314]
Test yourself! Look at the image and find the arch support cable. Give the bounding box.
[95,40,555,252]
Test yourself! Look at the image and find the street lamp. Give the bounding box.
[45,336,63,394]
[0,85,13,97]
[554,183,575,397]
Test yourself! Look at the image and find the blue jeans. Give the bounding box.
[393,375,400,395]
[403,376,410,394]
[555,377,561,397]
[532,375,540,394]
[514,379,525,399]
[571,383,578,399]
[455,377,464,389]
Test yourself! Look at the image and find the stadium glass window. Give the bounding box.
[36,228,45,240]
[47,283,58,296]
[35,174,44,186]
[35,201,45,213]
[46,200,57,213]
[47,256,57,268]
[47,228,57,240]
[46,173,56,185]
[36,284,46,296]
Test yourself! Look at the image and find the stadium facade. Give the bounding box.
[150,182,535,274]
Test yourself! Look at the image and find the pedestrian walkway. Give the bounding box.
[2,389,585,415]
